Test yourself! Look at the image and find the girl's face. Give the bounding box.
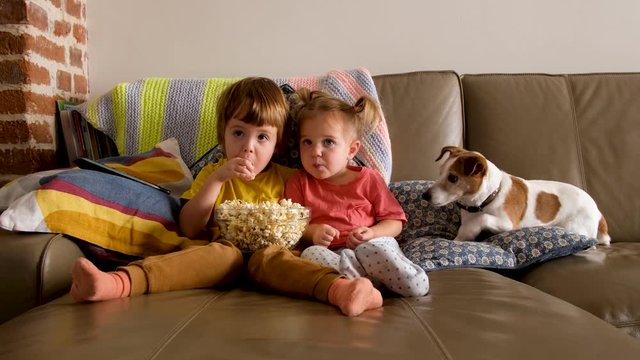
[224,118,278,174]
[299,111,360,183]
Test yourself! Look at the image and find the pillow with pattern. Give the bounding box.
[389,180,598,272]
[0,139,203,261]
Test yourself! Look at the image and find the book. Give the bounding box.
[57,105,118,164]
[59,108,82,164]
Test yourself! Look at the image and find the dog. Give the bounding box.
[422,146,610,245]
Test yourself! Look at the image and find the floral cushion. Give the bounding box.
[389,180,598,272]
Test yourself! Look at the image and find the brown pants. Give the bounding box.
[120,242,340,303]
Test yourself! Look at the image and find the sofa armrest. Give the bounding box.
[0,230,83,324]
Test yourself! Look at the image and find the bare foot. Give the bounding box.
[328,278,383,316]
[70,258,130,302]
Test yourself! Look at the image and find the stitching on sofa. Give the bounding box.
[564,75,589,191]
[146,292,225,359]
[399,298,454,360]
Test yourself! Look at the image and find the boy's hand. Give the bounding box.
[346,227,374,249]
[307,224,339,247]
[215,157,255,181]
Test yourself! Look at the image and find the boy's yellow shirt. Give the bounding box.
[181,159,296,209]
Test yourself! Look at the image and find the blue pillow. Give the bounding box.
[389,180,597,272]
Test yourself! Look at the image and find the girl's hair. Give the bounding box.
[288,88,381,140]
[216,77,288,150]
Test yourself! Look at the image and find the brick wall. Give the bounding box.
[0,0,88,186]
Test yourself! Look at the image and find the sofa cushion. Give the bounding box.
[0,169,67,212]
[0,138,192,210]
[391,180,597,271]
[2,269,639,359]
[520,242,640,338]
[0,139,201,258]
[373,71,464,182]
[461,73,640,242]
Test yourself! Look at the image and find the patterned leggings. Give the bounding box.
[301,237,429,297]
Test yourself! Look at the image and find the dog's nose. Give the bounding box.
[422,191,431,202]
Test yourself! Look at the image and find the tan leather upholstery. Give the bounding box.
[1,269,639,359]
[1,71,639,358]
[520,242,640,338]
[0,229,83,323]
[373,71,464,182]
[461,73,640,242]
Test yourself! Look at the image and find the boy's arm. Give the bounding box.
[179,175,224,238]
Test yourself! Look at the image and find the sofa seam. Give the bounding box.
[564,75,589,190]
[399,298,454,360]
[146,292,225,360]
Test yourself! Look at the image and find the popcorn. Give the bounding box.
[214,199,310,252]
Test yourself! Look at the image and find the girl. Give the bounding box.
[285,89,429,297]
[70,77,382,317]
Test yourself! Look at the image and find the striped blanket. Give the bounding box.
[74,68,393,183]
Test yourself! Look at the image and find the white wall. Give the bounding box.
[87,0,640,96]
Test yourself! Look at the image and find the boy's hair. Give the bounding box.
[288,88,381,140]
[216,77,288,150]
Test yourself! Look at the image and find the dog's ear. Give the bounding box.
[462,155,486,177]
[436,146,466,161]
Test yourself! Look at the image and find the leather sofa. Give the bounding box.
[1,71,639,359]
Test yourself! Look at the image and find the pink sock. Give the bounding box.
[327,277,383,317]
[70,258,131,302]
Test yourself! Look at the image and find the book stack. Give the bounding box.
[57,101,118,164]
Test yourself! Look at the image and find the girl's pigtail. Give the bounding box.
[353,95,381,138]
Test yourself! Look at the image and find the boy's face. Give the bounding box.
[224,118,278,174]
[299,112,360,183]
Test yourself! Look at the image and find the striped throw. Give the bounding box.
[74,68,393,183]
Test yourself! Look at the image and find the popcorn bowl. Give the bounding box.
[214,199,310,252]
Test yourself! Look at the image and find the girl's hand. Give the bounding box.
[307,224,339,247]
[214,157,255,182]
[346,227,374,249]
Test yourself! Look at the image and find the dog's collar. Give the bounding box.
[456,185,502,213]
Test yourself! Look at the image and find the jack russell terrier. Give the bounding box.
[422,146,610,245]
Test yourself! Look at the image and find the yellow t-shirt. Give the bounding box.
[181,160,296,238]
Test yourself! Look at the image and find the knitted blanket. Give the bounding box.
[74,68,393,183]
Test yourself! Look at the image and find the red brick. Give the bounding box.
[0,148,58,174]
[57,69,71,91]
[72,23,86,44]
[74,74,88,95]
[0,0,27,25]
[0,32,26,55]
[0,60,27,84]
[0,90,26,114]
[0,119,30,143]
[0,59,49,85]
[25,91,58,116]
[26,60,50,85]
[25,34,65,63]
[69,47,83,67]
[54,20,71,37]
[29,120,53,144]
[0,90,59,116]
[66,0,82,19]
[27,2,48,31]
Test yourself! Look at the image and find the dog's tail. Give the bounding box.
[597,216,611,246]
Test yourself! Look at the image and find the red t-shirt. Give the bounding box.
[284,166,406,249]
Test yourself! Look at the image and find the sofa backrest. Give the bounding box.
[373,71,464,182]
[461,73,640,242]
